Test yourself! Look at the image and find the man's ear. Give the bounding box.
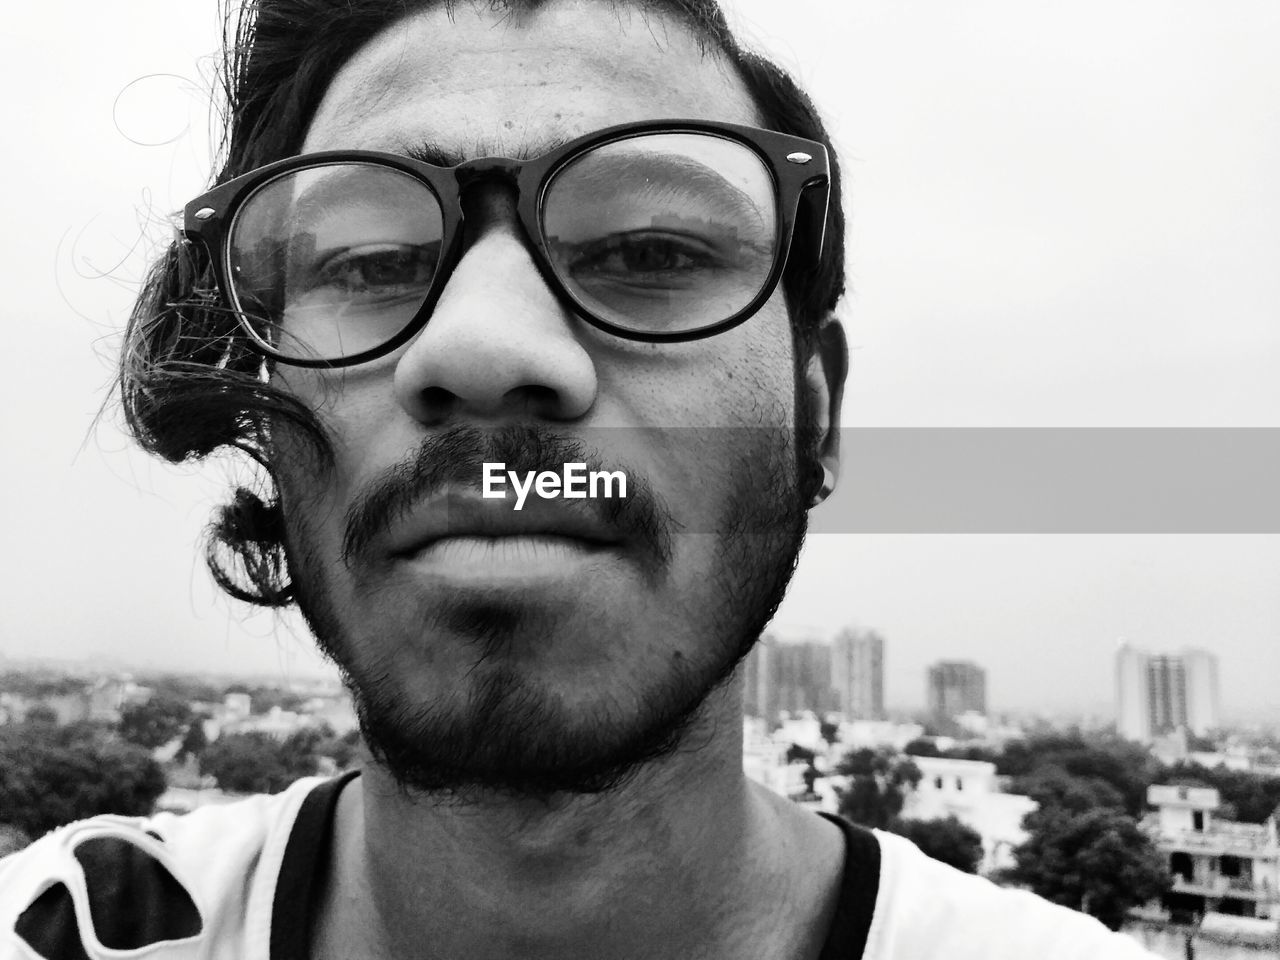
[801,316,848,494]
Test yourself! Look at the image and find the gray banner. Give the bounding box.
[813,428,1280,533]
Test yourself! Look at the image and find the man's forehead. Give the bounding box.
[301,0,760,155]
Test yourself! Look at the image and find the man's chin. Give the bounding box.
[340,658,716,799]
[332,588,646,673]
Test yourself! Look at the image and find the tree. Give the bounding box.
[0,673,87,700]
[178,720,209,761]
[947,745,1001,764]
[0,723,166,837]
[903,739,998,764]
[1186,733,1217,753]
[1017,767,1126,819]
[314,728,363,771]
[888,816,983,874]
[23,703,59,726]
[785,743,816,765]
[143,674,223,706]
[834,749,921,829]
[202,731,319,794]
[903,738,941,757]
[785,744,819,795]
[998,735,1156,817]
[118,695,195,750]
[1006,807,1169,930]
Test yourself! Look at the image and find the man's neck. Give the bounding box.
[310,691,847,960]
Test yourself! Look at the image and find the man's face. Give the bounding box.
[273,0,818,795]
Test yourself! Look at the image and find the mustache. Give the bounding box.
[340,424,674,567]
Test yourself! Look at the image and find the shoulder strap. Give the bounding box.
[270,770,361,960]
[815,813,881,960]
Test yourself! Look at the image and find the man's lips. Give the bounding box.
[381,490,624,559]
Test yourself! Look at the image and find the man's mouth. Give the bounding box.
[356,489,627,588]
[338,426,674,581]
[384,489,623,559]
[405,532,615,575]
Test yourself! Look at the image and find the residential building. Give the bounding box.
[775,713,825,753]
[901,755,1037,875]
[222,692,252,721]
[40,692,90,726]
[839,720,925,752]
[302,694,359,735]
[0,692,28,724]
[236,705,307,740]
[1116,643,1220,742]
[926,661,986,722]
[87,678,129,723]
[741,717,807,800]
[831,629,885,721]
[1143,784,1280,921]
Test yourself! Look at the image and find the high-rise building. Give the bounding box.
[927,661,987,721]
[1115,642,1220,742]
[742,636,770,719]
[771,640,837,718]
[742,634,837,723]
[1182,649,1221,738]
[831,629,885,720]
[1115,641,1148,740]
[1148,655,1189,735]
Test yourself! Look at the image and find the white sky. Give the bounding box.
[0,1,1276,718]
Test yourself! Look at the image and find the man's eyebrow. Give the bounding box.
[557,152,769,225]
[402,134,575,167]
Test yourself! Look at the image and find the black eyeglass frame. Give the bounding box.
[182,118,831,369]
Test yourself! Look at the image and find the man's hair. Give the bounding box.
[118,0,847,607]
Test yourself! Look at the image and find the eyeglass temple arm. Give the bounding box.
[794,173,831,265]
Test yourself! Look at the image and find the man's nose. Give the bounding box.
[392,201,597,425]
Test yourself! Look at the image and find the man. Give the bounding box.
[1,1,1158,957]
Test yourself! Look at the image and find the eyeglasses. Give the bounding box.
[183,119,830,368]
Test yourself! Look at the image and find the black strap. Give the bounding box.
[270,777,879,960]
[816,813,881,960]
[270,770,361,960]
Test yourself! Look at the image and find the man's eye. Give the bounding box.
[567,232,721,284]
[311,244,436,296]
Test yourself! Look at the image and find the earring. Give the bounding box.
[810,463,835,508]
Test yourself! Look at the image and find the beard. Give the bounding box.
[280,423,808,801]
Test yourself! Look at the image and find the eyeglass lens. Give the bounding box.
[226,133,778,362]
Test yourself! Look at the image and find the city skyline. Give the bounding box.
[0,622,1263,725]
